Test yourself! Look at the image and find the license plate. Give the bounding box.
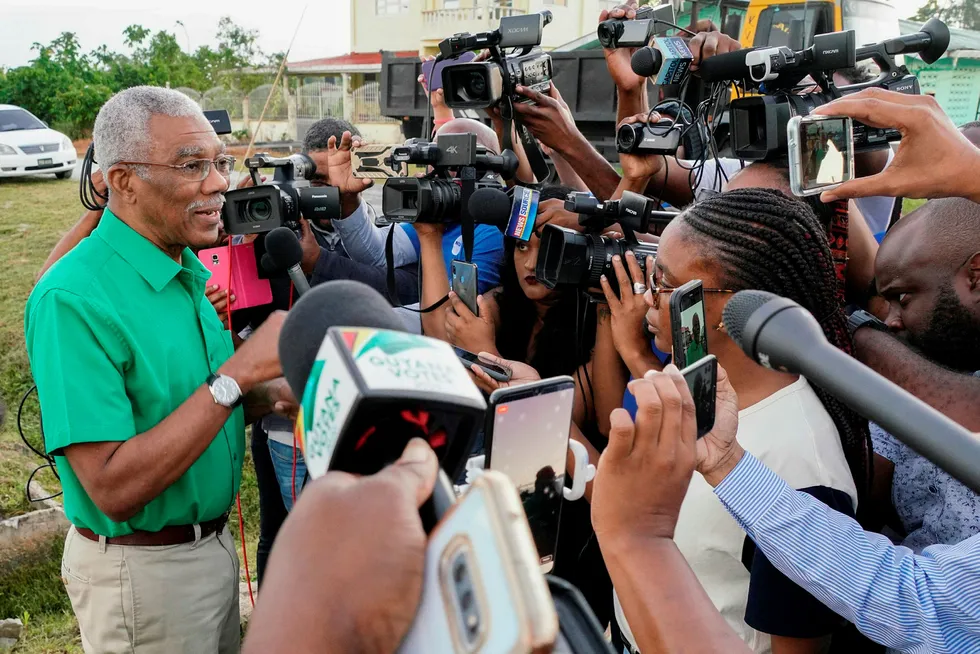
[38,158,52,166]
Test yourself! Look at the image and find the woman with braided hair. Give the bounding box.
[610,187,871,654]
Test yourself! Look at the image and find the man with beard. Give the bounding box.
[849,197,980,553]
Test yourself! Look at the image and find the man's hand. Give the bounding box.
[467,352,540,394]
[601,2,647,94]
[298,218,322,276]
[218,310,285,394]
[812,89,980,203]
[693,363,744,487]
[512,83,582,156]
[445,292,496,354]
[617,113,668,182]
[592,364,697,543]
[206,284,234,327]
[688,20,742,72]
[599,252,655,362]
[243,438,438,654]
[536,198,583,232]
[320,132,372,218]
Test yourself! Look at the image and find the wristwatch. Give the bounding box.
[847,308,888,338]
[206,373,243,408]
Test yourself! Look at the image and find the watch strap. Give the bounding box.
[206,373,243,408]
[847,308,888,338]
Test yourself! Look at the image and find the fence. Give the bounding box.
[351,83,397,124]
[247,83,289,121]
[296,82,344,119]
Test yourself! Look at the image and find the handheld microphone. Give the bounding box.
[723,290,980,494]
[265,227,312,296]
[630,37,694,85]
[279,281,486,483]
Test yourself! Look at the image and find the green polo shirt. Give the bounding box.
[24,208,244,537]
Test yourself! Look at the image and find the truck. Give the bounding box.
[379,0,902,161]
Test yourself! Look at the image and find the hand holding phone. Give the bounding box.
[681,355,717,438]
[787,115,855,197]
[456,347,512,383]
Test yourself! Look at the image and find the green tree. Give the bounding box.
[911,0,980,31]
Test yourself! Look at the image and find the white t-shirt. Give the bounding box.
[614,377,858,654]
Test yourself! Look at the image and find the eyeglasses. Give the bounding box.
[648,271,735,309]
[114,155,236,182]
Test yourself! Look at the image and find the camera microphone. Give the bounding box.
[723,290,980,494]
[279,280,486,483]
[264,227,312,297]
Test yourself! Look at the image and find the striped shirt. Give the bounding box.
[715,452,980,653]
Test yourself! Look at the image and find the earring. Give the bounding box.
[714,321,726,333]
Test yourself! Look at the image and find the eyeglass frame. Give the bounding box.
[647,270,736,309]
[112,155,237,182]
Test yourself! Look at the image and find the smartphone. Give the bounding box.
[787,115,855,197]
[486,377,575,572]
[452,260,480,317]
[422,51,478,93]
[669,279,708,370]
[351,144,406,179]
[681,354,717,438]
[197,242,273,310]
[398,471,558,654]
[455,347,513,383]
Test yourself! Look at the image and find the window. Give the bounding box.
[0,109,45,132]
[376,0,409,14]
[543,0,568,5]
[443,0,460,8]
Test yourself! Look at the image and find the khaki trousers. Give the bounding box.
[61,524,241,654]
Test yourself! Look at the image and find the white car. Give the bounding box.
[0,104,76,179]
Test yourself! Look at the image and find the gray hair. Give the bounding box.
[94,86,204,179]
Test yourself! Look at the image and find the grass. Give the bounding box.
[0,175,260,651]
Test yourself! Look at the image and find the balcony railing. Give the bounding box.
[422,5,527,25]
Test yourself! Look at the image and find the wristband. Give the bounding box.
[846,308,888,338]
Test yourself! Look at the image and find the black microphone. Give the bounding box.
[265,227,312,296]
[631,46,663,78]
[723,290,980,493]
[278,280,486,483]
[468,187,513,230]
[862,17,949,65]
[697,48,755,83]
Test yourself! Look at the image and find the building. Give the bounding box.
[901,19,980,126]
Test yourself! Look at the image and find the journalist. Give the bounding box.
[25,86,293,654]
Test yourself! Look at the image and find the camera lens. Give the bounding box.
[465,72,487,99]
[246,198,272,222]
[616,124,640,153]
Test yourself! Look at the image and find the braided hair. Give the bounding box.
[680,187,871,499]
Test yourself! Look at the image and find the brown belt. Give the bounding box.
[75,512,229,547]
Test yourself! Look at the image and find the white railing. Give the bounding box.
[422,5,526,24]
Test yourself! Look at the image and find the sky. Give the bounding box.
[0,0,352,69]
[0,0,931,70]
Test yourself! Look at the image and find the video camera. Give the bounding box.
[382,133,519,223]
[222,153,341,235]
[596,3,676,49]
[439,11,554,110]
[535,192,674,292]
[698,18,950,160]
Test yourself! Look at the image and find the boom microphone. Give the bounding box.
[723,290,980,493]
[265,227,312,296]
[279,280,486,482]
[696,48,755,83]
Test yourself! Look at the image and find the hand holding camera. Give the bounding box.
[599,2,648,94]
[512,83,581,156]
[617,112,669,182]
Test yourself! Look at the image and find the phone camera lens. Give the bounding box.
[460,588,474,611]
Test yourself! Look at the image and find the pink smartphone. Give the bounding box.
[198,242,273,310]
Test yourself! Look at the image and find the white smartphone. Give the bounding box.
[398,471,559,654]
[486,377,575,573]
[787,115,855,197]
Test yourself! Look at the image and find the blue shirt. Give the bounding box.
[715,452,980,653]
[401,223,504,295]
[622,341,671,418]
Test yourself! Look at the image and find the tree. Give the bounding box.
[911,0,980,31]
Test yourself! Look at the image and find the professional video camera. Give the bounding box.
[438,11,554,109]
[596,3,676,49]
[222,153,341,235]
[382,133,519,223]
[697,18,950,160]
[535,192,674,291]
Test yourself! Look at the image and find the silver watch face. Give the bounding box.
[211,376,241,406]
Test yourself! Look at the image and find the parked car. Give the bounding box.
[0,104,76,179]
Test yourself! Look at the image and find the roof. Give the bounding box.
[900,19,980,57]
[288,50,418,74]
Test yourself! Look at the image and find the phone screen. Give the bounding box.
[671,281,708,370]
[682,355,717,438]
[489,382,574,570]
[799,117,853,191]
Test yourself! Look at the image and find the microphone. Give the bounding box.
[279,280,486,482]
[723,290,980,494]
[468,186,539,241]
[861,17,949,65]
[630,37,694,85]
[697,48,756,83]
[265,227,312,296]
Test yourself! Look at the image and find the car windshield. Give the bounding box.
[0,109,46,132]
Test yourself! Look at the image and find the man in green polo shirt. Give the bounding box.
[25,86,293,654]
